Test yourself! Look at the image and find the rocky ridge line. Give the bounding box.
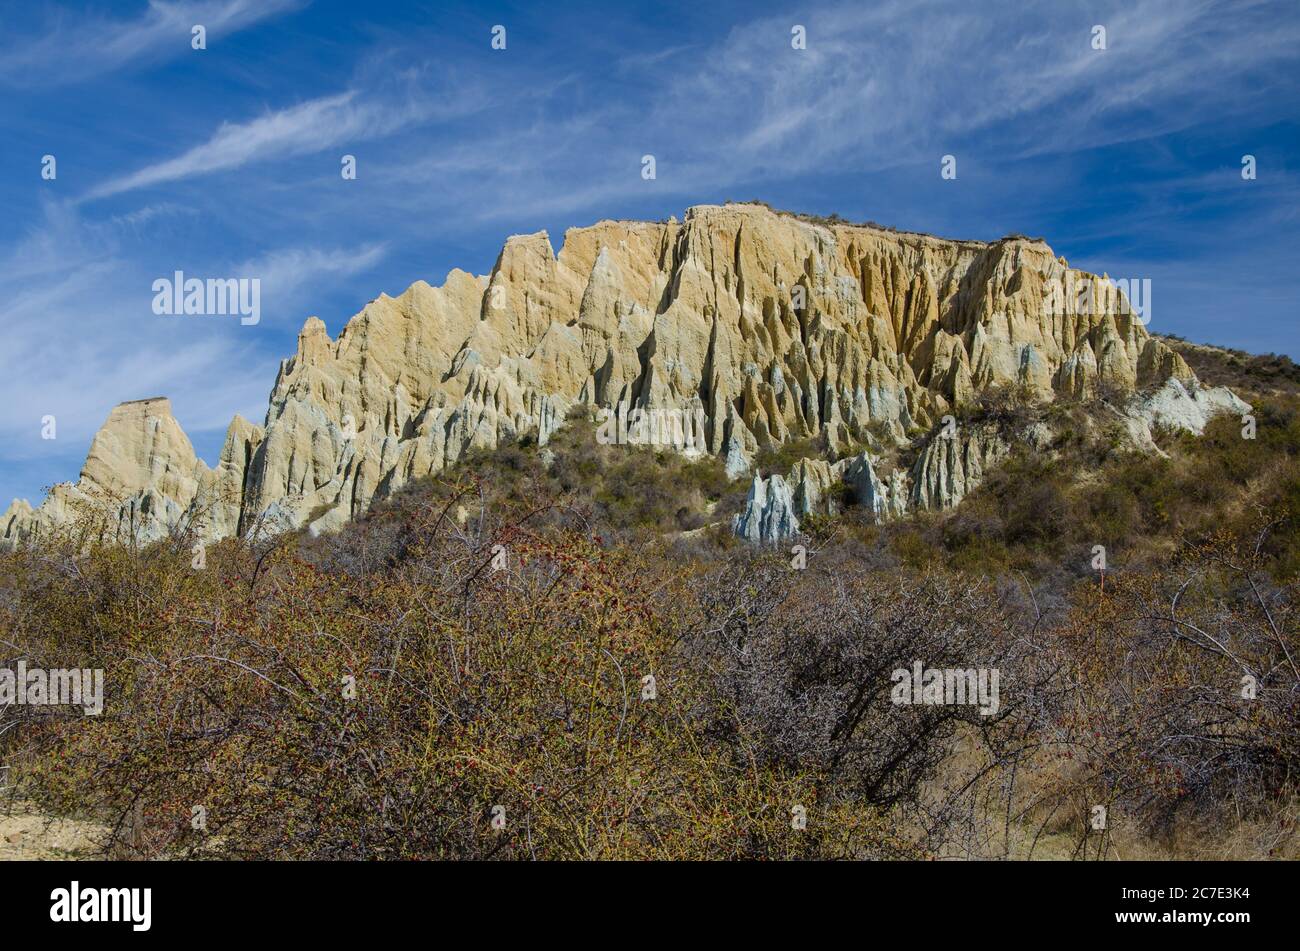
[2,203,1248,548]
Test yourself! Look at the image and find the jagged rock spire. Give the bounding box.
[2,203,1224,548]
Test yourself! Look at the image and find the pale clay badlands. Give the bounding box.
[1,203,1249,548]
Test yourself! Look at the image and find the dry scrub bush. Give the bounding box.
[680,556,1078,858]
[4,496,898,859]
[1021,523,1300,858]
[2,477,1296,860]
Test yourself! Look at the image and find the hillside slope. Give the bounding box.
[2,202,1245,548]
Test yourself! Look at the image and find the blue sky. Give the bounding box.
[1,0,1297,507]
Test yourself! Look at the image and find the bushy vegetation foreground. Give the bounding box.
[1,374,1297,859]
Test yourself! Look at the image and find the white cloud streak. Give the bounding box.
[84,91,426,200]
[0,200,386,503]
[0,0,303,86]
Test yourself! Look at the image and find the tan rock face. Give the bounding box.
[1,203,1214,547]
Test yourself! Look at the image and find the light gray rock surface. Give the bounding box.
[732,473,800,544]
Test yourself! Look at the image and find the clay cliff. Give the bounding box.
[1,202,1248,548]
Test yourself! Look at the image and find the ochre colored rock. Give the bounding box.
[0,203,1235,547]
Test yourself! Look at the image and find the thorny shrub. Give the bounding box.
[1,486,1296,859]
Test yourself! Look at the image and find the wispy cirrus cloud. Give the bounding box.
[83,90,428,200]
[236,243,389,322]
[636,0,1300,183]
[0,198,388,498]
[330,0,1298,226]
[0,0,304,86]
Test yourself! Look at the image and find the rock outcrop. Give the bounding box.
[1,399,266,547]
[910,423,1012,512]
[734,449,907,544]
[1127,377,1250,438]
[732,473,800,544]
[1,202,1241,548]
